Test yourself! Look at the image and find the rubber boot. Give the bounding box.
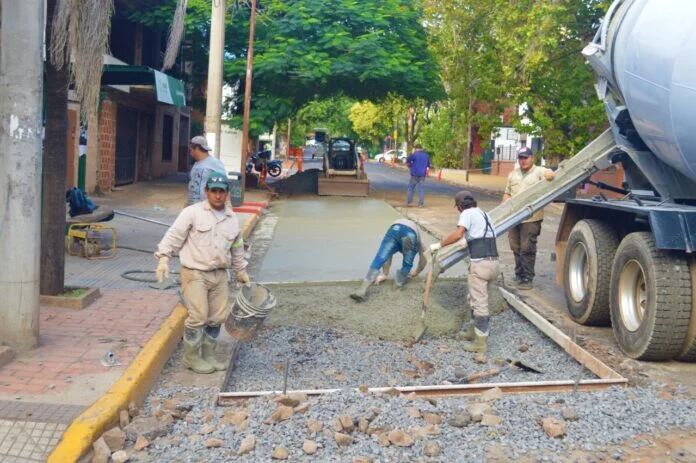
[456,323,475,341]
[350,268,380,302]
[462,316,490,353]
[461,329,489,353]
[182,328,215,374]
[201,326,227,371]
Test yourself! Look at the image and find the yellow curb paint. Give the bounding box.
[48,303,187,463]
[47,209,263,462]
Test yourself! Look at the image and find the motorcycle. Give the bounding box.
[246,150,282,177]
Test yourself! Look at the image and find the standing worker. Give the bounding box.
[429,191,499,353]
[502,147,555,290]
[406,144,430,207]
[350,218,428,302]
[156,172,251,374]
[187,136,227,205]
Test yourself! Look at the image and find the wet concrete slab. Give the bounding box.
[257,197,466,282]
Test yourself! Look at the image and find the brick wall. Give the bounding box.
[97,100,117,192]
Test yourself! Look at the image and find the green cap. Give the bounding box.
[206,171,229,190]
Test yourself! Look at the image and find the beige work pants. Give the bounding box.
[468,259,500,318]
[180,267,230,329]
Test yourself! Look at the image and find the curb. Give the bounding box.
[47,208,264,462]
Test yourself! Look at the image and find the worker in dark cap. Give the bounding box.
[503,146,555,289]
[429,190,499,353]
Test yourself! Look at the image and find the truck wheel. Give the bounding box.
[675,257,696,362]
[563,219,618,326]
[610,232,691,360]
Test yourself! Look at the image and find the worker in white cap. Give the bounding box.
[187,135,226,205]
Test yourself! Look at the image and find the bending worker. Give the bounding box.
[155,171,250,374]
[429,191,499,353]
[350,218,428,302]
[503,146,555,290]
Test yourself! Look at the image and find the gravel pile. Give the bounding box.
[226,309,593,392]
[131,381,696,462]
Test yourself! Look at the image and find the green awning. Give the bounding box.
[101,65,187,108]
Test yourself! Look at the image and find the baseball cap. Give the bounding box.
[517,146,533,158]
[455,190,476,207]
[206,171,229,191]
[190,135,211,151]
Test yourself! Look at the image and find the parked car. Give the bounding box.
[375,149,405,163]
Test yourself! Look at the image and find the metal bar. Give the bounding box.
[114,210,172,228]
[218,378,627,404]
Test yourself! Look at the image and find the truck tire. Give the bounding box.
[675,257,696,362]
[563,219,618,326]
[609,232,692,360]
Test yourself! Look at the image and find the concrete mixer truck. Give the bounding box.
[430,0,696,362]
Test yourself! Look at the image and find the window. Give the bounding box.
[162,115,173,161]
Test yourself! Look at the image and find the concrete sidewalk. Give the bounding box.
[0,178,270,462]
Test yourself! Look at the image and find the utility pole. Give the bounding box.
[0,0,44,348]
[205,0,225,158]
[239,0,257,192]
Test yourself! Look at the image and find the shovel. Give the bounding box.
[453,358,543,384]
[414,249,440,342]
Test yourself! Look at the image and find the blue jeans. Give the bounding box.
[369,224,418,274]
[407,175,425,206]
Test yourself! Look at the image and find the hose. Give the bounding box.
[121,269,180,284]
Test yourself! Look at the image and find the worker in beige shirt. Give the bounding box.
[155,171,250,374]
[503,147,555,290]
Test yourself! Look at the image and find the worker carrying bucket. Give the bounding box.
[429,191,500,353]
[155,171,252,374]
[350,219,428,302]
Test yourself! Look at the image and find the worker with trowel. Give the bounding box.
[350,219,428,302]
[503,146,555,290]
[155,171,251,374]
[429,191,499,353]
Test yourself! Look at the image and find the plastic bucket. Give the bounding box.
[225,283,276,341]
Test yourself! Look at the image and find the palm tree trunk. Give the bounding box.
[41,0,69,295]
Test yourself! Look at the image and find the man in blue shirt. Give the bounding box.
[406,144,430,207]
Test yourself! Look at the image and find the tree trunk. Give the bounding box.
[40,0,69,295]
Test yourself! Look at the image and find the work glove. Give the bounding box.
[236,269,251,285]
[544,170,556,181]
[429,242,442,253]
[155,256,170,283]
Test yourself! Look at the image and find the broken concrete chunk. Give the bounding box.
[376,432,391,447]
[200,423,215,435]
[474,353,487,364]
[542,417,567,438]
[294,402,310,414]
[264,405,294,424]
[405,406,421,418]
[127,401,139,418]
[467,402,493,422]
[91,437,110,463]
[222,409,249,427]
[307,419,323,434]
[353,457,374,463]
[424,441,441,457]
[119,410,130,428]
[422,413,442,425]
[133,435,150,451]
[237,435,256,455]
[271,446,289,460]
[448,412,472,428]
[124,416,172,442]
[302,440,318,455]
[101,427,126,452]
[480,387,503,402]
[339,415,355,432]
[111,450,129,463]
[277,392,306,408]
[481,414,502,426]
[387,429,414,447]
[334,432,353,446]
[204,437,224,448]
[358,417,369,434]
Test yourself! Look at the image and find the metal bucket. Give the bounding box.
[224,283,277,341]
